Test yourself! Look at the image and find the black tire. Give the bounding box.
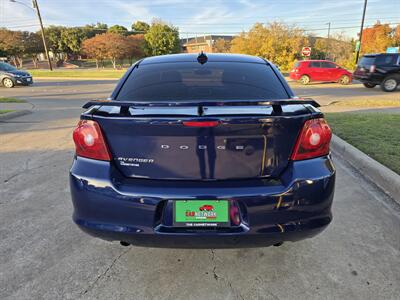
[363,82,376,88]
[2,77,15,88]
[339,75,351,85]
[380,76,399,92]
[299,75,310,85]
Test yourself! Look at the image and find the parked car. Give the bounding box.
[0,62,33,88]
[353,53,400,92]
[290,60,352,85]
[70,53,335,248]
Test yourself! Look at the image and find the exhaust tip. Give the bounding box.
[273,242,283,247]
[120,241,130,247]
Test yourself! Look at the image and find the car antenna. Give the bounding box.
[197,51,208,64]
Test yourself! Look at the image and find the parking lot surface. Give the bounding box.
[1,80,399,299]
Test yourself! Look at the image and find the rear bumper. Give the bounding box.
[353,74,382,84]
[70,156,335,248]
[289,72,301,80]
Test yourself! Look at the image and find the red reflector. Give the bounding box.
[183,121,220,127]
[72,120,111,161]
[291,118,332,161]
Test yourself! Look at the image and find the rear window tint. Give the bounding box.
[116,62,289,101]
[294,61,300,68]
[358,56,375,67]
[375,55,398,66]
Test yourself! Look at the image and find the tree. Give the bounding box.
[45,26,68,61]
[0,29,24,67]
[132,21,150,34]
[24,32,44,68]
[231,22,306,70]
[82,33,108,68]
[309,33,355,69]
[126,34,145,62]
[361,22,392,54]
[213,38,231,53]
[144,20,180,56]
[108,25,128,35]
[82,32,134,68]
[61,27,87,58]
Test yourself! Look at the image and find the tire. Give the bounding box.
[380,76,398,92]
[299,75,310,85]
[363,82,376,88]
[339,75,351,85]
[2,77,15,88]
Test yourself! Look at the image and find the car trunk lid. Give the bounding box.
[84,100,319,180]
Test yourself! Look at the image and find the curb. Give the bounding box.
[331,134,400,205]
[0,110,32,121]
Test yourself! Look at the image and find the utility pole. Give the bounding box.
[32,0,52,70]
[326,22,331,60]
[9,0,52,70]
[355,0,368,64]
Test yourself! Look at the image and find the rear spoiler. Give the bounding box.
[83,98,320,109]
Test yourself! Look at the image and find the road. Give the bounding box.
[1,80,400,300]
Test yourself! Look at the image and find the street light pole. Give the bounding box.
[9,0,52,70]
[32,0,52,70]
[355,0,368,64]
[326,22,331,60]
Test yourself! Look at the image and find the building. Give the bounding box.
[181,35,234,53]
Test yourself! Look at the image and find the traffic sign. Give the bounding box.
[301,47,312,57]
[386,47,399,53]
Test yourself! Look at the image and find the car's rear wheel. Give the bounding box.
[2,77,14,88]
[338,75,351,85]
[363,82,376,88]
[381,76,398,92]
[299,75,310,85]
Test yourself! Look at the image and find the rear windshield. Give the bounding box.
[358,56,375,67]
[116,62,289,101]
[375,54,399,66]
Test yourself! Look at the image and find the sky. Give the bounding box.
[0,0,399,38]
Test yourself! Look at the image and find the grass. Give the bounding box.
[330,99,400,107]
[326,112,400,174]
[0,97,26,103]
[0,110,14,114]
[28,69,126,79]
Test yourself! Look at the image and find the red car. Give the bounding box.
[290,60,352,85]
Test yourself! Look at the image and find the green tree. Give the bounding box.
[24,31,44,68]
[108,25,128,35]
[132,21,150,34]
[144,20,180,56]
[61,27,87,58]
[44,26,68,61]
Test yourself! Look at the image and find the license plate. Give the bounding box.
[27,78,32,82]
[174,200,229,227]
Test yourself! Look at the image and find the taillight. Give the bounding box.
[72,120,111,161]
[369,65,376,73]
[291,118,332,161]
[183,121,220,127]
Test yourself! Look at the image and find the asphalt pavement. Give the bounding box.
[1,79,399,300]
